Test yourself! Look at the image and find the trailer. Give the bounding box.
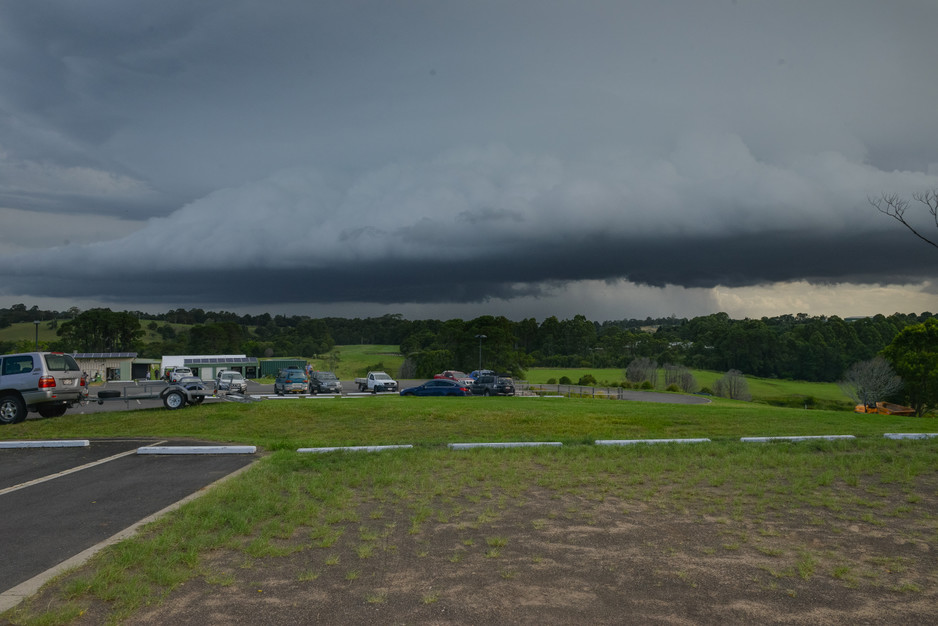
[93,380,218,410]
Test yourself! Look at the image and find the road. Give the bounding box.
[59,378,708,417]
[0,439,257,611]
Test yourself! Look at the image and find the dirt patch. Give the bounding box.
[109,488,938,625]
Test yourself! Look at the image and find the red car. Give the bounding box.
[434,370,474,385]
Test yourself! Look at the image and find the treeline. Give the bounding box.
[1,304,933,383]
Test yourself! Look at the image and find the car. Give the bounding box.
[175,375,208,404]
[167,367,193,383]
[274,368,308,395]
[308,371,342,394]
[469,369,495,380]
[216,370,248,394]
[434,370,474,385]
[0,351,89,423]
[471,375,515,396]
[400,379,472,397]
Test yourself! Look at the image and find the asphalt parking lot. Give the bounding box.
[63,379,708,416]
[0,439,257,611]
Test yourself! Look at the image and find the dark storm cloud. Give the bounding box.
[1,1,937,315]
[3,227,933,307]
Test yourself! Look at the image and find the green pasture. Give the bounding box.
[0,321,60,345]
[315,344,405,379]
[4,397,938,624]
[525,367,853,409]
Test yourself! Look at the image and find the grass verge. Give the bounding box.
[3,397,938,623]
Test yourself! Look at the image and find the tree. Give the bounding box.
[838,356,903,409]
[663,363,698,393]
[869,190,938,250]
[713,369,751,401]
[625,357,658,386]
[57,308,143,352]
[883,318,938,416]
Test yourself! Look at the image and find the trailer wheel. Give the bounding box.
[163,390,186,410]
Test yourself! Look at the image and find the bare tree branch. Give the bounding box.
[838,356,903,408]
[869,190,938,250]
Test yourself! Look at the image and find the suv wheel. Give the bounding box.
[0,394,27,424]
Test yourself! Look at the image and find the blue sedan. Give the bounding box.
[400,379,472,397]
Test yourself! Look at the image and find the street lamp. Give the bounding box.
[475,334,487,371]
[33,320,40,350]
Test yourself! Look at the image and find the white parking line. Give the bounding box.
[0,459,256,613]
[0,441,167,496]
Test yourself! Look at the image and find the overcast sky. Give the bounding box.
[2,0,937,322]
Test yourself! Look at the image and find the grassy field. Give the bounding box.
[526,367,852,409]
[0,321,61,345]
[311,344,405,380]
[1,395,924,449]
[3,397,938,623]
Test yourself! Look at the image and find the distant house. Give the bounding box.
[160,355,259,379]
[72,353,158,381]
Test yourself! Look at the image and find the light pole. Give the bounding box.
[33,320,40,351]
[475,334,486,372]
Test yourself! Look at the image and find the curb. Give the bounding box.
[0,440,90,449]
[740,435,855,443]
[448,442,562,450]
[297,445,413,453]
[596,438,711,446]
[136,446,257,455]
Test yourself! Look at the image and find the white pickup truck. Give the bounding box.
[354,371,398,393]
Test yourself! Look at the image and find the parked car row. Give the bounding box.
[1,351,519,424]
[401,371,515,397]
[273,368,345,395]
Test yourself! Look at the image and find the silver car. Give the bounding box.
[0,352,89,424]
[216,371,248,394]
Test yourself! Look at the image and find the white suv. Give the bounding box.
[0,352,88,424]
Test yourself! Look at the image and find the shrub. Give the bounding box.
[546,378,557,385]
[559,376,573,385]
[640,381,654,390]
[666,384,681,392]
[577,374,597,386]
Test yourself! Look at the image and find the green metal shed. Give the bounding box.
[260,359,307,377]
